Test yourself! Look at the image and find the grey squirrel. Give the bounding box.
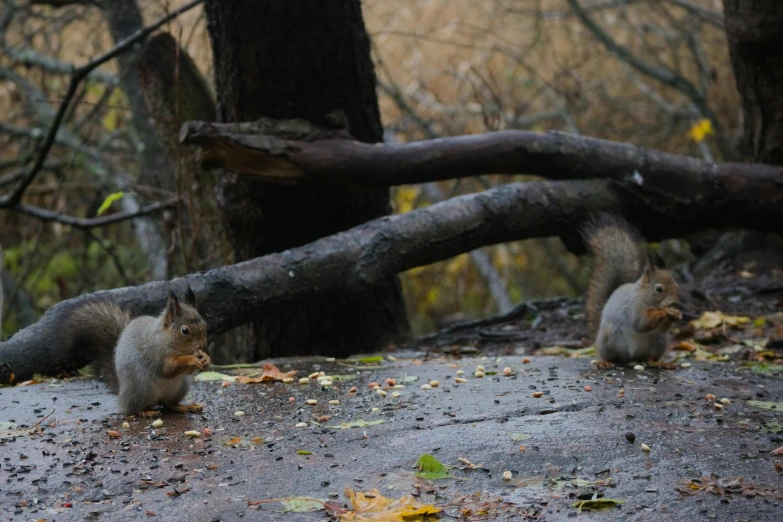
[581,214,682,367]
[63,285,210,416]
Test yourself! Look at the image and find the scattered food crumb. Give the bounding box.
[584,385,592,392]
[376,389,387,397]
[349,387,358,393]
[299,377,310,384]
[429,380,440,388]
[326,357,336,362]
[329,400,340,405]
[372,407,379,412]
[532,391,543,398]
[720,398,731,405]
[234,410,245,416]
[295,422,308,428]
[705,393,716,401]
[503,470,512,481]
[392,391,401,398]
[522,358,531,364]
[503,367,512,376]
[306,399,317,405]
[641,443,651,452]
[681,362,692,368]
[121,422,130,429]
[421,384,432,390]
[476,365,485,372]
[152,419,163,428]
[634,364,645,371]
[455,378,468,383]
[474,371,485,378]
[107,430,120,438]
[184,430,201,438]
[714,403,724,410]
[456,370,465,376]
[282,377,294,383]
[289,397,296,403]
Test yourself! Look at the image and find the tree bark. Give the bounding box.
[724,0,783,164]
[203,0,410,359]
[3,173,783,381]
[180,121,783,195]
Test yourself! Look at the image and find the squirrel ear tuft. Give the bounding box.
[184,284,197,307]
[647,249,666,270]
[166,287,180,322]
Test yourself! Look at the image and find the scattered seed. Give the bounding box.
[584,385,592,392]
[476,365,485,372]
[234,411,245,416]
[720,398,731,405]
[385,378,396,387]
[714,403,724,410]
[107,430,120,438]
[282,377,294,383]
[503,367,512,376]
[121,422,130,429]
[371,407,379,412]
[522,358,531,364]
[429,380,440,388]
[421,384,432,390]
[455,378,468,383]
[321,380,333,387]
[289,397,296,403]
[306,399,317,405]
[368,382,380,389]
[152,419,163,428]
[705,393,716,401]
[299,377,310,385]
[503,470,512,481]
[295,422,308,428]
[474,371,485,378]
[325,357,336,362]
[309,372,321,379]
[184,430,201,438]
[641,443,651,452]
[532,391,544,398]
[376,389,387,397]
[634,364,645,371]
[349,387,358,393]
[456,370,465,376]
[387,355,397,361]
[393,384,405,389]
[392,391,401,398]
[680,362,692,368]
[329,400,340,405]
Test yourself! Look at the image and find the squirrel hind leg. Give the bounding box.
[135,410,162,418]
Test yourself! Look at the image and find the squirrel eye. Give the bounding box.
[655,284,663,293]
[181,326,190,335]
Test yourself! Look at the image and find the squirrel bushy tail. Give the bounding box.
[581,214,647,335]
[62,298,132,392]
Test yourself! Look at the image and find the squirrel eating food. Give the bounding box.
[63,285,210,417]
[581,214,682,367]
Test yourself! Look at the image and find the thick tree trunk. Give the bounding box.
[724,0,783,164]
[203,0,410,359]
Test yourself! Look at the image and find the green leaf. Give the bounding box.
[763,422,783,434]
[315,419,385,429]
[279,499,324,513]
[96,192,124,216]
[508,433,532,442]
[355,356,384,364]
[747,400,783,410]
[572,499,623,512]
[194,371,237,382]
[415,454,452,480]
[296,450,313,455]
[739,362,783,375]
[397,374,419,383]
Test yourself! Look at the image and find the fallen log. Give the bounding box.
[3,171,783,381]
[179,119,783,203]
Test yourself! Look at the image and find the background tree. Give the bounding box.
[203,0,410,359]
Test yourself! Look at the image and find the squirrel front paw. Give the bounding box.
[186,354,208,372]
[664,307,682,321]
[194,350,211,371]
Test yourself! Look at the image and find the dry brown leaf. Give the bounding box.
[235,362,297,383]
[691,311,750,330]
[337,487,441,521]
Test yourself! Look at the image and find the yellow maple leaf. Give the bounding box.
[686,119,714,142]
[690,311,750,330]
[339,487,441,521]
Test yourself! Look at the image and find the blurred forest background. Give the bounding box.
[0,0,731,338]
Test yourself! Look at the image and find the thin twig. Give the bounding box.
[15,198,179,229]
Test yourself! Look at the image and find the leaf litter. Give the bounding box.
[332,487,441,521]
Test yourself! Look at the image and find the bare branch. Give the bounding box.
[565,0,735,159]
[0,0,204,208]
[14,197,178,229]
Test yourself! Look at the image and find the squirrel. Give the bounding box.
[62,285,210,417]
[581,214,682,367]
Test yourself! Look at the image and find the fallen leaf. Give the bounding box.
[691,311,750,330]
[507,433,532,442]
[194,371,237,382]
[353,356,384,364]
[747,400,783,411]
[415,454,452,480]
[572,498,623,512]
[740,363,783,375]
[397,375,419,383]
[235,362,297,383]
[314,419,384,429]
[339,487,441,521]
[297,450,313,455]
[280,499,325,513]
